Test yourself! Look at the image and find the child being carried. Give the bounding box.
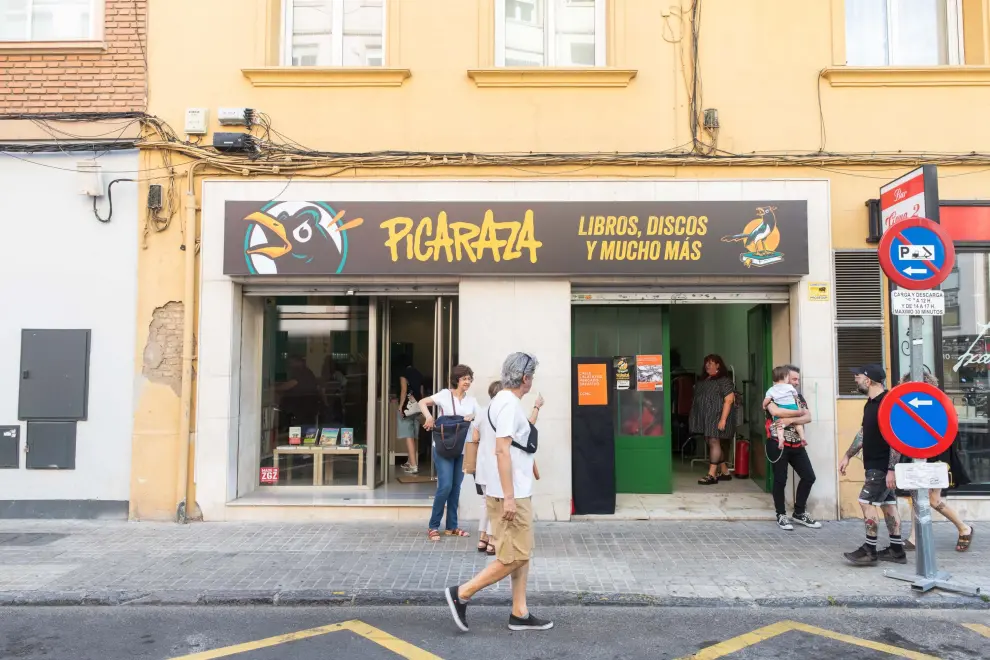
[763,369,806,450]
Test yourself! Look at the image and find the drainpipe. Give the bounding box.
[176,161,203,522]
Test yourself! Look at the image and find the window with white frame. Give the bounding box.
[0,0,97,41]
[284,0,385,67]
[845,0,964,66]
[496,0,606,67]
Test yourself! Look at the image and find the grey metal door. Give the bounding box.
[18,329,91,421]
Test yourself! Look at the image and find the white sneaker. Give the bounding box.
[776,514,794,531]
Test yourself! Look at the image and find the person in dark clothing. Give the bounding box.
[764,365,821,531]
[838,364,907,566]
[276,355,320,426]
[398,361,426,474]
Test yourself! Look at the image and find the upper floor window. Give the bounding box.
[845,0,963,66]
[496,0,606,67]
[0,0,96,41]
[283,0,385,67]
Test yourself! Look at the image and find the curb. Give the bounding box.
[0,589,987,609]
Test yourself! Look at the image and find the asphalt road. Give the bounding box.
[0,605,987,660]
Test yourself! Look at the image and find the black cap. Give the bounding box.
[850,364,886,383]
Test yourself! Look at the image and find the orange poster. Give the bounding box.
[636,355,664,391]
[577,363,608,406]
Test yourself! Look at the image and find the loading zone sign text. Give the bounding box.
[891,290,945,316]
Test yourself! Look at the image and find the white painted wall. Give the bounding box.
[458,279,573,522]
[0,151,139,503]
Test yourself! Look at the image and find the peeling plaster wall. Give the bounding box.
[142,301,183,396]
[0,151,138,506]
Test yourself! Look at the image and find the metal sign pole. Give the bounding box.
[884,316,980,596]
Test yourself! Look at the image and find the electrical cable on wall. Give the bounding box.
[92,178,135,224]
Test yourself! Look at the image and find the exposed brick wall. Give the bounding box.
[0,0,147,113]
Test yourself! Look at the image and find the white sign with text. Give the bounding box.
[895,462,949,490]
[891,290,945,316]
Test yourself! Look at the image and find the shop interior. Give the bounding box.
[572,302,778,508]
[255,295,455,497]
[667,304,771,496]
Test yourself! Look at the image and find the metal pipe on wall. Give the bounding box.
[177,162,203,522]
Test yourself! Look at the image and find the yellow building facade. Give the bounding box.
[132,0,990,522]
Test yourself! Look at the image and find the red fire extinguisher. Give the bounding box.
[735,439,750,478]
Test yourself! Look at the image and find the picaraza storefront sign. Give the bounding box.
[222,200,809,276]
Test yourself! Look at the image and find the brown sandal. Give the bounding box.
[477,535,489,552]
[428,529,441,541]
[956,525,974,552]
[486,542,496,556]
[445,529,470,537]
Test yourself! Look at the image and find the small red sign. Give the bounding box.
[260,466,279,484]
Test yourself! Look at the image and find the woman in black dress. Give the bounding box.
[690,354,736,485]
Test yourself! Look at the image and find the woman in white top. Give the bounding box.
[475,380,543,554]
[419,364,477,541]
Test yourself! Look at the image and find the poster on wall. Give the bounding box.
[577,364,608,406]
[614,357,631,390]
[636,355,664,391]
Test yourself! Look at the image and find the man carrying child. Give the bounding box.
[764,365,821,532]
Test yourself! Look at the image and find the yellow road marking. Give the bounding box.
[677,620,941,660]
[168,619,442,660]
[963,623,990,638]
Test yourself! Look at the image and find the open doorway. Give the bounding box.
[374,296,457,496]
[668,303,772,496]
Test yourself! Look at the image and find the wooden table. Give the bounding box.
[320,446,365,486]
[272,445,365,486]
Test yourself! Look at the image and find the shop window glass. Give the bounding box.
[259,296,370,487]
[939,252,990,491]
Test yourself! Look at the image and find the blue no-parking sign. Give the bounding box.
[878,382,958,460]
[877,217,955,290]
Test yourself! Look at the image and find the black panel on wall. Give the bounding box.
[25,422,76,470]
[0,426,19,469]
[18,329,91,421]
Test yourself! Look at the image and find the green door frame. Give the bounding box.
[571,306,673,494]
[748,304,774,493]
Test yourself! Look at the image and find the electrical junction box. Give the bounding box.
[76,160,103,197]
[213,132,255,153]
[217,107,253,126]
[184,108,209,135]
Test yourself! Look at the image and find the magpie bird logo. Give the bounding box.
[241,201,364,275]
[721,205,785,268]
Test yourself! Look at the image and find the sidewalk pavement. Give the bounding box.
[0,519,987,609]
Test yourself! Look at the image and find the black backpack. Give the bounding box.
[432,391,471,459]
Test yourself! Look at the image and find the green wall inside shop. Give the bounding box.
[572,306,672,494]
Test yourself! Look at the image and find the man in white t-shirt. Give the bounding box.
[445,352,553,633]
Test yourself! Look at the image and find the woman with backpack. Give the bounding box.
[420,364,478,541]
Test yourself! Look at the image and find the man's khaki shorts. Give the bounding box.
[487,496,534,565]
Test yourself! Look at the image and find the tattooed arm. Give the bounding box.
[838,428,863,476]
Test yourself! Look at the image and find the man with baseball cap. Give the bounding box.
[838,364,907,566]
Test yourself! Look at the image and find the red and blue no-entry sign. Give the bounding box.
[878,381,958,460]
[877,217,955,290]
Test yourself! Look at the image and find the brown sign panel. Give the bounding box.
[223,200,809,276]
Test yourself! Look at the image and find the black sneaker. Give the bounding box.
[843,544,878,566]
[445,586,469,632]
[508,613,554,631]
[792,512,822,529]
[776,514,794,531]
[878,547,908,564]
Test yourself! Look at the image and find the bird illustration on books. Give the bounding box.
[720,205,785,268]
